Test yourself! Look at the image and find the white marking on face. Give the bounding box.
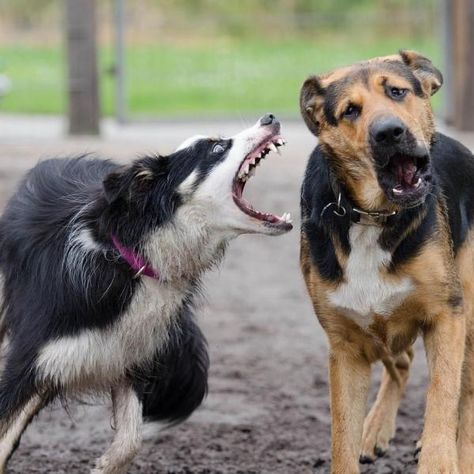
[328,225,413,329]
[186,119,277,236]
[178,169,199,196]
[175,135,207,152]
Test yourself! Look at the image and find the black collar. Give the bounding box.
[322,169,398,226]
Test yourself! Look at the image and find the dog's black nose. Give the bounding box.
[370,117,407,145]
[260,113,276,126]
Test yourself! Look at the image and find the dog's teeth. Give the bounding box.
[415,177,422,188]
[268,143,278,153]
[393,187,404,194]
[276,138,284,146]
[249,167,256,177]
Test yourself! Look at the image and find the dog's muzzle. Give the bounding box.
[369,116,432,207]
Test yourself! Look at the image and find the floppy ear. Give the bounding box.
[103,168,130,204]
[399,50,443,96]
[300,75,325,136]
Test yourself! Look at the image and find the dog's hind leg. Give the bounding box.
[0,346,50,472]
[359,348,413,463]
[0,393,45,472]
[92,382,142,474]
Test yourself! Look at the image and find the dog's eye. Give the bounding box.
[212,143,226,154]
[388,87,408,100]
[342,104,361,120]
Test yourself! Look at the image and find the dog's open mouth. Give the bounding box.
[382,153,431,201]
[232,135,293,230]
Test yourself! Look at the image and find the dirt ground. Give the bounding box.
[0,115,471,474]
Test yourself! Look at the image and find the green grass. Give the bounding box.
[0,35,441,117]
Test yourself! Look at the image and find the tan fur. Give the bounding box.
[302,211,466,473]
[456,233,474,473]
[360,350,413,460]
[301,53,437,212]
[320,72,433,211]
[300,52,468,473]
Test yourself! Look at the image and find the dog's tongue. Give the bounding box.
[394,157,417,186]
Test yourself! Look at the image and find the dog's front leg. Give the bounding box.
[418,310,465,474]
[91,383,143,474]
[329,347,371,474]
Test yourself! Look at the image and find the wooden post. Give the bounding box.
[448,0,474,131]
[115,0,127,123]
[65,0,100,135]
[441,0,454,125]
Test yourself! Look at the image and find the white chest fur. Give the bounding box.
[36,278,187,388]
[328,225,413,329]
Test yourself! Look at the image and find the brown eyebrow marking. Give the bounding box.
[322,62,424,126]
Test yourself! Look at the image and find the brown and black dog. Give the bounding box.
[300,51,474,473]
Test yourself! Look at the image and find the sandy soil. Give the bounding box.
[1,116,469,473]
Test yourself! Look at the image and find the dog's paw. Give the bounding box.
[91,457,130,474]
[414,438,422,459]
[90,467,126,474]
[359,406,395,462]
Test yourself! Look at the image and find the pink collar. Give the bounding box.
[111,235,159,279]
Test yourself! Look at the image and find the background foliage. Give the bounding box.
[0,0,440,117]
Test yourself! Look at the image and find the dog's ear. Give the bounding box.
[300,75,325,136]
[103,161,160,204]
[399,50,443,96]
[103,168,130,204]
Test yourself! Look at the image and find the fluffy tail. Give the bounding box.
[134,303,209,425]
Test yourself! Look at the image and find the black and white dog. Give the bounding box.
[0,115,292,473]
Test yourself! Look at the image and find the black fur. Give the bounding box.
[430,133,474,252]
[0,139,230,435]
[301,133,474,282]
[133,302,209,425]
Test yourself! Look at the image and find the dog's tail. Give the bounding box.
[134,303,209,426]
